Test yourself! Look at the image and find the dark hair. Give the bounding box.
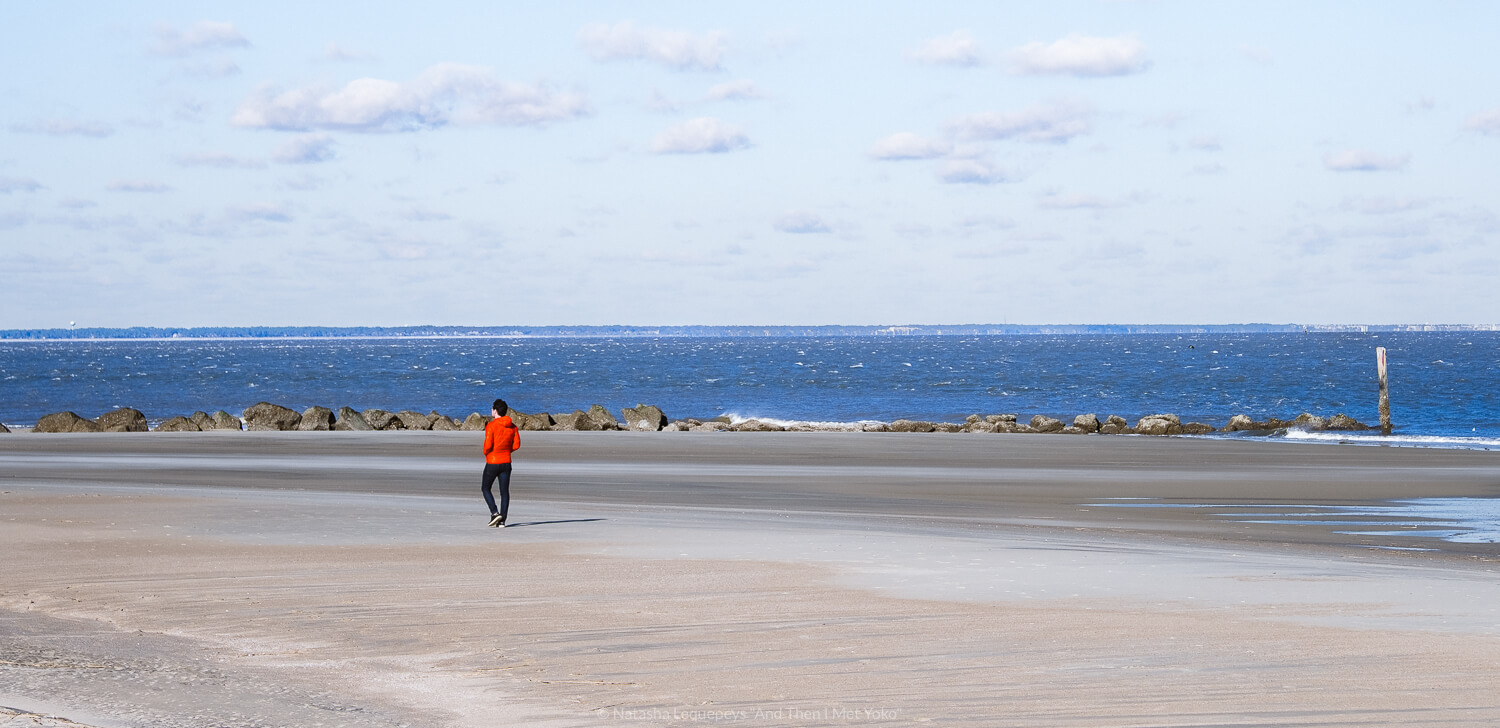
[491,399,508,416]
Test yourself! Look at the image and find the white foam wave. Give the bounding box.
[721,413,882,431]
[1281,429,1500,450]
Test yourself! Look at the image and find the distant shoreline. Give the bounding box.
[3,323,1498,340]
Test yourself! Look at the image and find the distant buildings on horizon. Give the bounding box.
[2,323,1498,340]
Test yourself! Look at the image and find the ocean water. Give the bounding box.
[1,332,1497,446]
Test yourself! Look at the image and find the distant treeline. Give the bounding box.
[2,323,1495,340]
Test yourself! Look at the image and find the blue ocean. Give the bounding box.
[2,332,1497,448]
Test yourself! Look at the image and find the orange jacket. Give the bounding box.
[483,416,520,464]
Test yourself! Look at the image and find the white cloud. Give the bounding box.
[579,21,726,71]
[1007,34,1149,77]
[323,43,375,62]
[936,158,1009,185]
[0,177,43,194]
[10,119,115,137]
[909,31,983,67]
[1466,108,1500,136]
[946,101,1093,144]
[182,57,241,78]
[107,179,171,193]
[649,117,750,154]
[868,132,951,160]
[150,21,249,57]
[1323,149,1410,172]
[232,64,590,132]
[645,88,681,112]
[176,151,265,168]
[705,80,766,101]
[1341,196,1433,215]
[1037,193,1127,210]
[774,210,831,234]
[272,134,336,164]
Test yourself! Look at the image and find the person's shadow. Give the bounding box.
[504,518,606,528]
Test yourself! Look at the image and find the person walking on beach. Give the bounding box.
[482,398,519,527]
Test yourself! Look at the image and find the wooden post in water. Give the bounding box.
[1376,346,1392,435]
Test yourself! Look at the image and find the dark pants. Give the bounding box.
[482,462,512,519]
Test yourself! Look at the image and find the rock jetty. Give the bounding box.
[14,403,1376,436]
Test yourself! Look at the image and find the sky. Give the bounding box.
[2,1,1497,328]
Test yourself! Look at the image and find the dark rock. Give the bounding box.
[1029,415,1065,433]
[299,406,336,431]
[622,404,669,431]
[1181,422,1216,435]
[733,419,785,432]
[550,410,600,431]
[511,411,554,431]
[190,411,214,430]
[460,413,490,431]
[333,407,373,431]
[1072,414,1101,433]
[428,412,460,431]
[1134,414,1183,436]
[34,411,103,433]
[154,416,200,432]
[361,409,405,430]
[396,411,433,431]
[887,419,936,433]
[244,402,302,431]
[211,410,243,431]
[97,408,148,433]
[0,422,8,433]
[1290,413,1328,430]
[1099,422,1133,435]
[1326,414,1370,431]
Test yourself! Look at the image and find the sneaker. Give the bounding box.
[497,517,507,528]
[488,513,503,527]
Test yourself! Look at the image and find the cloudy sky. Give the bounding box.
[2,2,1497,328]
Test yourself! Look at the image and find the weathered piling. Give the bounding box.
[1376,347,1392,435]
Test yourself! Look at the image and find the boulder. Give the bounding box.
[1072,414,1101,433]
[0,422,8,433]
[962,421,998,434]
[993,420,1021,433]
[511,411,554,431]
[1222,414,1258,432]
[396,410,433,431]
[662,421,688,432]
[211,410,243,431]
[1134,414,1183,436]
[622,404,669,431]
[861,422,889,432]
[585,404,620,431]
[97,408,148,433]
[689,420,731,432]
[932,423,964,433]
[965,414,983,425]
[33,411,103,433]
[1290,413,1328,430]
[1012,423,1039,434]
[1181,422,1216,435]
[460,413,490,431]
[988,414,1018,424]
[1326,414,1370,431]
[550,410,598,431]
[1060,425,1087,435]
[190,411,215,430]
[732,419,785,432]
[1029,415,1065,433]
[428,412,460,431]
[299,406,336,431]
[887,419,936,433]
[333,407,374,431]
[1099,421,1133,435]
[154,416,200,432]
[361,409,405,430]
[243,402,301,431]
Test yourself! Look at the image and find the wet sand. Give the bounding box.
[2,432,1500,726]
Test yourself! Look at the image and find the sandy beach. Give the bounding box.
[3,432,1500,727]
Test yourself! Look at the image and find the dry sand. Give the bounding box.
[2,432,1499,727]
